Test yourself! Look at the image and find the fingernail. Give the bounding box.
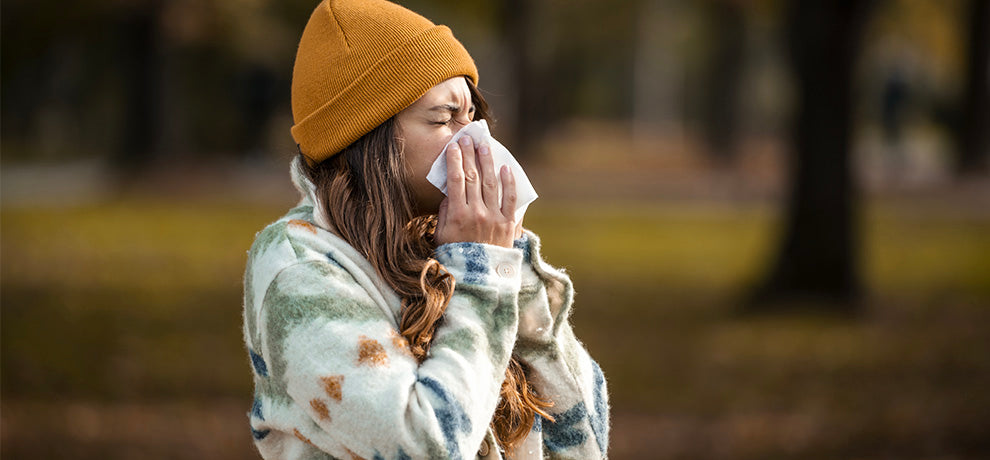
[479,145,489,155]
[459,137,471,146]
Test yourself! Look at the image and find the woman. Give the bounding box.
[242,1,609,458]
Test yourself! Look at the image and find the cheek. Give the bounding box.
[405,132,451,177]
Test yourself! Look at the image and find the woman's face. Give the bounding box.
[396,76,476,214]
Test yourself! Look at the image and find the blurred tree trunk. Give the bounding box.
[500,0,540,158]
[955,0,990,175]
[633,0,681,143]
[748,0,874,310]
[113,0,164,172]
[701,0,746,164]
[235,63,279,159]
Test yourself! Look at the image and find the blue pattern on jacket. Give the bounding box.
[543,402,589,452]
[419,376,472,459]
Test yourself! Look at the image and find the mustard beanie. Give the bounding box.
[290,0,479,164]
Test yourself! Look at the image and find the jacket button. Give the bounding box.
[496,263,515,278]
[477,439,490,457]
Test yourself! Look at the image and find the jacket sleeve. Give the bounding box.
[259,242,523,460]
[512,230,611,459]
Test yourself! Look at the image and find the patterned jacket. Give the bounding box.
[242,159,609,459]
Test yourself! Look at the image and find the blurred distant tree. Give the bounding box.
[749,0,874,310]
[114,0,165,171]
[499,0,540,157]
[955,0,989,175]
[1,0,109,161]
[701,0,746,164]
[233,63,279,159]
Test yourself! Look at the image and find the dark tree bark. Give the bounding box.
[701,0,746,164]
[235,63,279,159]
[113,0,164,172]
[500,0,540,158]
[748,0,874,310]
[955,0,990,175]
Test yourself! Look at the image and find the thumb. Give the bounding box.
[435,198,449,236]
[437,198,449,221]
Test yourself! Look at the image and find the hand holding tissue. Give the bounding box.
[426,120,538,222]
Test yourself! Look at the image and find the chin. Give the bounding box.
[412,196,443,217]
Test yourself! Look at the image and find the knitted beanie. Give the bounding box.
[290,0,479,164]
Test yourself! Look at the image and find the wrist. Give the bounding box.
[434,241,524,288]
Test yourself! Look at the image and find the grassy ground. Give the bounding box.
[2,193,988,459]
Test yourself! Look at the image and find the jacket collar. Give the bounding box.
[287,156,405,324]
[289,155,333,231]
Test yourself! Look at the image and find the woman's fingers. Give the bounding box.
[445,142,465,206]
[458,136,480,206]
[437,135,518,248]
[475,142,500,209]
[499,165,517,219]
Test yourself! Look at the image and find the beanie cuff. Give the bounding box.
[291,25,478,164]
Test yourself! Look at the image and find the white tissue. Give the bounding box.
[426,120,537,221]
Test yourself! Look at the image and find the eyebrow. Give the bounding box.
[428,103,475,114]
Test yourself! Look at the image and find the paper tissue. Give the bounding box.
[426,120,537,222]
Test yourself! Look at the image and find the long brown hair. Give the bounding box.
[300,79,553,450]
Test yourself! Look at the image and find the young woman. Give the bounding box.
[242,1,609,458]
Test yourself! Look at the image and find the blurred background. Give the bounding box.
[2,0,989,458]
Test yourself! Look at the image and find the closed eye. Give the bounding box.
[433,118,472,127]
[428,103,475,125]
